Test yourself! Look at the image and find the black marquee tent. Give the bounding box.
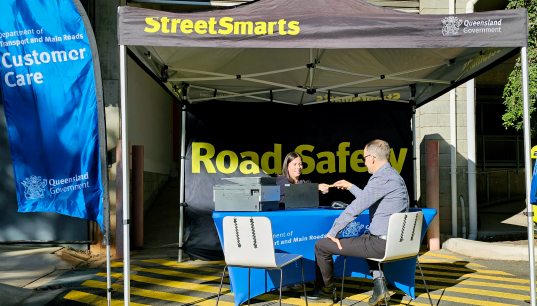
[116,1,533,304]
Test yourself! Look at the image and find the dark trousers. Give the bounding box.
[314,233,387,288]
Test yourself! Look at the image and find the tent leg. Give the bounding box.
[178,105,186,262]
[412,105,418,206]
[107,244,112,306]
[120,44,131,306]
[521,46,536,306]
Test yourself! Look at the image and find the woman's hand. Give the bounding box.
[334,180,353,190]
[318,183,329,194]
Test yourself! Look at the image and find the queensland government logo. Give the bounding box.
[21,175,47,200]
[442,16,463,36]
[340,221,367,238]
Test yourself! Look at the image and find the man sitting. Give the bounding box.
[302,139,410,306]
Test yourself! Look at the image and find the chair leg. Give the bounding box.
[216,265,227,306]
[340,256,346,306]
[279,268,283,306]
[378,262,388,306]
[248,268,251,306]
[300,258,308,306]
[417,256,434,306]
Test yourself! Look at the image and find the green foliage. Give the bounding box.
[502,0,537,135]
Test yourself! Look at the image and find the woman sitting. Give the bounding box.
[276,151,330,203]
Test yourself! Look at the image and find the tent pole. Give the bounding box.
[412,104,418,207]
[521,46,536,306]
[178,105,186,262]
[120,44,131,306]
[309,48,313,89]
[106,245,111,306]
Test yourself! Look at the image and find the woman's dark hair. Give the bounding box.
[281,152,302,183]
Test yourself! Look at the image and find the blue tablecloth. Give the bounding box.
[213,208,436,306]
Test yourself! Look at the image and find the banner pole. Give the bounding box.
[521,46,536,306]
[178,105,186,262]
[120,44,131,306]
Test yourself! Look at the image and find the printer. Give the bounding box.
[214,177,280,212]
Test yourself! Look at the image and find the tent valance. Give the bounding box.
[118,0,527,49]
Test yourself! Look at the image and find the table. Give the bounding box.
[213,208,436,306]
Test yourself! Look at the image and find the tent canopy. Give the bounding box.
[118,0,527,107]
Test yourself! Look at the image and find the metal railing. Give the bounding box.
[476,168,525,207]
[476,135,528,170]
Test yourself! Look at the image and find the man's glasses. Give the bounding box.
[364,155,375,160]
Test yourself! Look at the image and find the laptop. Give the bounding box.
[284,183,319,210]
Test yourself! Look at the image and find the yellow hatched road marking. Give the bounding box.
[418,258,485,267]
[419,252,462,261]
[415,284,529,301]
[111,261,220,281]
[419,264,513,276]
[64,290,148,306]
[96,272,233,296]
[419,269,531,283]
[140,259,222,273]
[419,292,519,306]
[423,276,530,291]
[342,280,526,304]
[83,279,235,306]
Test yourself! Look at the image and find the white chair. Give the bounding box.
[216,216,308,306]
[340,211,433,306]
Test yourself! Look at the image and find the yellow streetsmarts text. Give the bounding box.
[144,17,300,35]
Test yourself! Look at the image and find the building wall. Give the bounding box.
[127,56,175,216]
[417,0,516,237]
[127,58,174,176]
[92,0,177,254]
[417,0,471,236]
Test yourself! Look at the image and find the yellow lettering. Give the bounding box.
[295,145,315,175]
[316,95,323,101]
[144,17,160,33]
[392,93,400,100]
[171,19,181,33]
[337,142,350,173]
[192,142,216,173]
[261,144,282,174]
[254,22,267,35]
[287,21,300,35]
[216,150,238,174]
[268,21,277,34]
[161,17,170,33]
[350,150,367,172]
[218,17,234,35]
[278,19,287,35]
[195,20,208,34]
[180,19,193,34]
[234,21,253,34]
[390,148,407,173]
[352,96,361,102]
[208,18,218,34]
[240,151,260,174]
[316,151,336,174]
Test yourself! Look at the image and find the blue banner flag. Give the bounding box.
[0,1,104,228]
